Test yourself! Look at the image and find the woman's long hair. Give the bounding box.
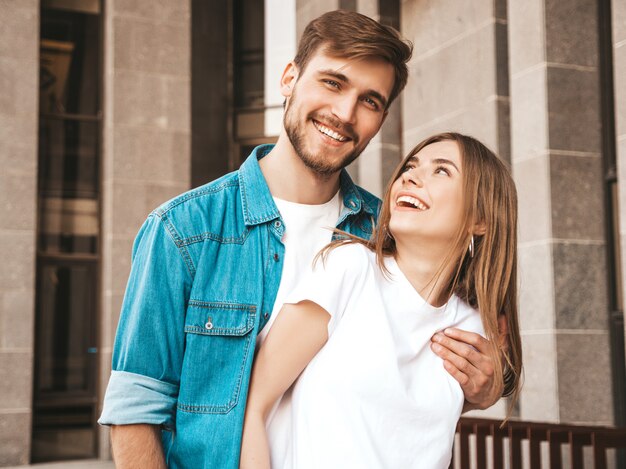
[321,132,522,415]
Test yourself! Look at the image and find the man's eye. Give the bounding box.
[363,97,379,110]
[323,79,340,88]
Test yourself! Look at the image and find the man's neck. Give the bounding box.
[259,134,341,205]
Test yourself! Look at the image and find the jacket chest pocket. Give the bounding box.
[178,300,256,414]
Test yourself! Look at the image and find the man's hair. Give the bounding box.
[294,10,413,109]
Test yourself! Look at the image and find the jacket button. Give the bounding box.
[274,220,281,228]
[205,317,213,330]
[264,312,270,320]
[273,253,280,261]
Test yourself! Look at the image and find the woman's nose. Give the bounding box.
[402,168,423,187]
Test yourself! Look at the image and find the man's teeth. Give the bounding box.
[315,122,348,142]
[397,195,428,210]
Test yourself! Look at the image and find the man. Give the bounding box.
[100,10,503,468]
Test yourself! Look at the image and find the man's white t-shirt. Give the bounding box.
[256,191,342,346]
[266,243,485,469]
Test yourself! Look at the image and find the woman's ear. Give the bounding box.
[280,62,299,98]
[472,222,487,236]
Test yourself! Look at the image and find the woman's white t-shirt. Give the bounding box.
[266,243,484,469]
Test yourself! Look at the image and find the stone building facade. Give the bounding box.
[0,0,624,466]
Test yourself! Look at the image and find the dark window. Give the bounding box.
[33,1,101,463]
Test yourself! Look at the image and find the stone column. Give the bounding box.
[614,0,626,367]
[0,1,39,465]
[509,0,613,424]
[265,0,296,137]
[401,0,510,163]
[99,0,191,457]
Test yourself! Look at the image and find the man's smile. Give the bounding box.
[312,119,351,143]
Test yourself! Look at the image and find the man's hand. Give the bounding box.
[111,424,166,469]
[430,327,503,412]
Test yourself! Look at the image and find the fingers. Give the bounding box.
[435,328,490,353]
[431,339,492,381]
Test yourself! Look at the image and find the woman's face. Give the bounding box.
[388,140,465,246]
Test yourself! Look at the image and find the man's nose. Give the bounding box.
[332,94,357,125]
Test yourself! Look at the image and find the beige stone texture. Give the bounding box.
[0,233,36,292]
[295,0,339,39]
[403,24,497,130]
[0,290,35,350]
[0,412,31,466]
[549,154,604,241]
[517,242,555,332]
[514,156,552,243]
[509,66,549,162]
[0,172,37,232]
[519,333,560,422]
[614,43,626,139]
[614,0,626,44]
[0,353,32,410]
[556,332,614,425]
[402,0,495,58]
[507,0,546,74]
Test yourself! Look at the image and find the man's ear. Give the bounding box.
[280,62,299,98]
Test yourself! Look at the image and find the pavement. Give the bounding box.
[3,461,114,469]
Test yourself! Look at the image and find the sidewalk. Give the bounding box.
[3,461,114,469]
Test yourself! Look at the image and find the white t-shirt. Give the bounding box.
[256,191,343,346]
[267,243,485,469]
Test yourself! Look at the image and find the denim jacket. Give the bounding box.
[99,145,381,468]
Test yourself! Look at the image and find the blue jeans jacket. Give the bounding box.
[99,145,381,468]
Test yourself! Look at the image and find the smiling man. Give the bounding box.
[99,10,503,469]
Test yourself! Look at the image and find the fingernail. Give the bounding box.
[432,334,442,343]
[431,343,442,352]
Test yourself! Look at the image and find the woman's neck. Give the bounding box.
[393,238,459,307]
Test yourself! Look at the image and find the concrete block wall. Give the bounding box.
[509,0,613,424]
[99,0,192,457]
[401,0,510,163]
[0,1,39,465]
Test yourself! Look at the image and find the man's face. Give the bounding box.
[281,49,395,176]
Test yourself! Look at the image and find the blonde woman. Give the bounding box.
[240,132,522,469]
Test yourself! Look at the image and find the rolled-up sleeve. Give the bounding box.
[99,371,178,430]
[99,213,193,430]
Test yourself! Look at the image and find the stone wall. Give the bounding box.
[0,0,39,465]
[509,0,613,424]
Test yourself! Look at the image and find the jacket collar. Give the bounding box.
[238,144,376,226]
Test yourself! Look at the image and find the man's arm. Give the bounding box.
[99,214,192,463]
[111,424,166,469]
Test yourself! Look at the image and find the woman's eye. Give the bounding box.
[435,166,450,176]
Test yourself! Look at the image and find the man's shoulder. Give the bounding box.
[148,170,245,238]
[353,184,382,216]
[154,171,240,217]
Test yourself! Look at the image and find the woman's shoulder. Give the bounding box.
[321,241,376,267]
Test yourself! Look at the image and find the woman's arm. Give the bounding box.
[240,300,331,469]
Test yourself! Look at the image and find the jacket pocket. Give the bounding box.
[177,300,256,414]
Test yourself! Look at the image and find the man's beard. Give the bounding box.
[283,91,363,177]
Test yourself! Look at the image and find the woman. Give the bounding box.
[240,132,522,468]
